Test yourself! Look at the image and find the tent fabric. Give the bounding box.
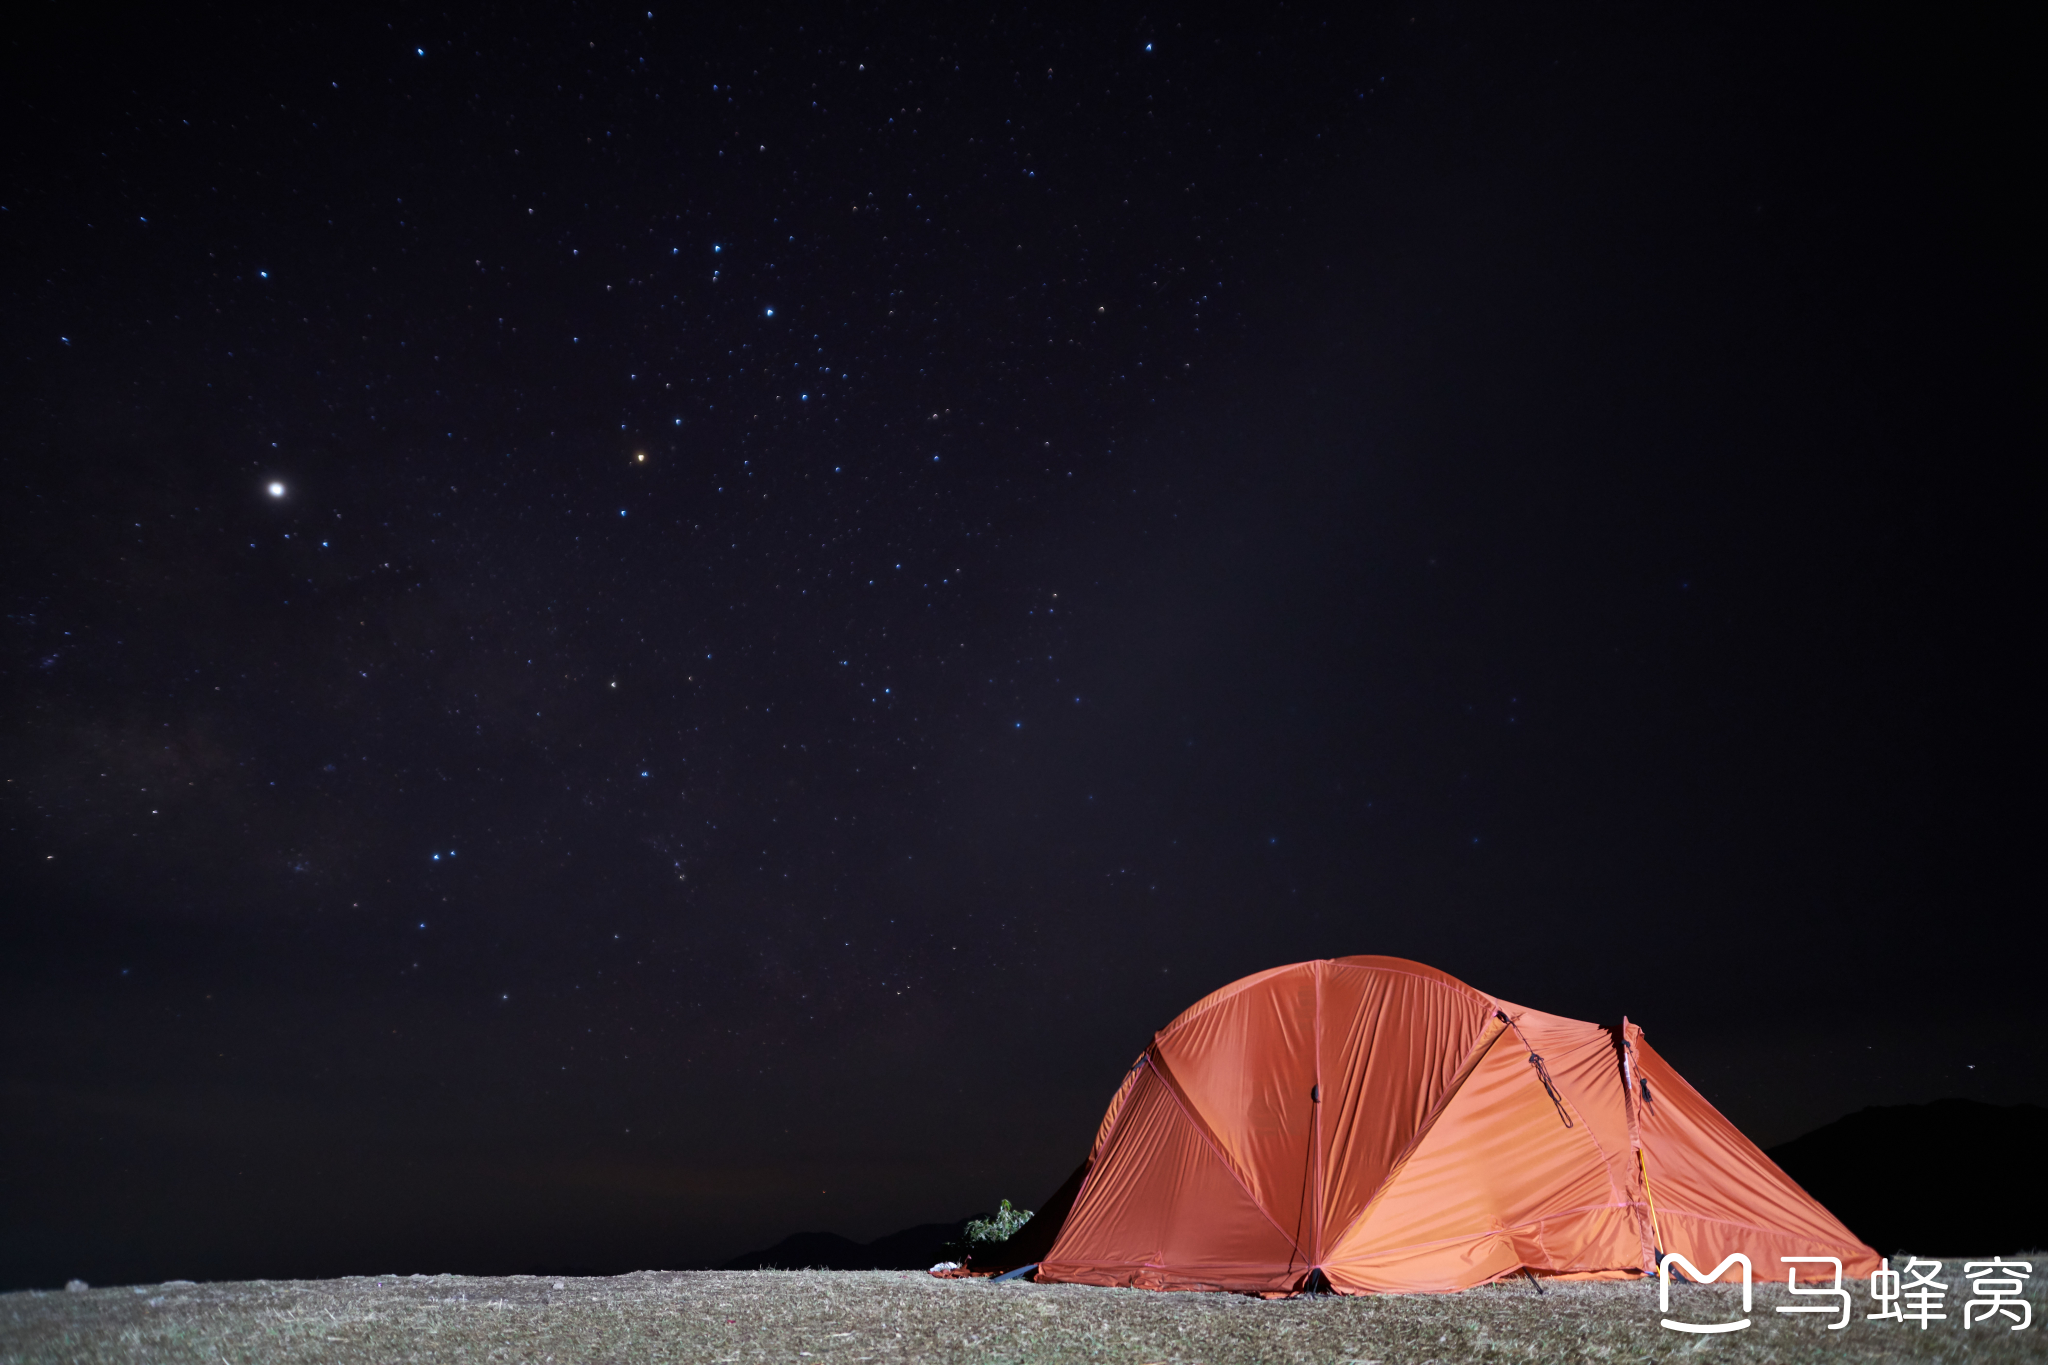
[1034,956,1877,1295]
[1623,1022,1878,1284]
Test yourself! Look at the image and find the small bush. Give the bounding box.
[961,1199,1033,1254]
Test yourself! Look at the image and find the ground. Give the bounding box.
[3,1268,2043,1363]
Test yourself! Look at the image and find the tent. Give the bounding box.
[1017,956,1876,1294]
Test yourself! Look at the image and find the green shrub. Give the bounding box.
[961,1199,1033,1252]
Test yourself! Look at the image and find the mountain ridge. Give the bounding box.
[722,1216,983,1272]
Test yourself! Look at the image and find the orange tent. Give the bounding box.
[1032,956,1877,1294]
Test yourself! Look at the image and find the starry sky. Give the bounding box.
[1,4,2032,1288]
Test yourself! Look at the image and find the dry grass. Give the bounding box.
[4,1262,2043,1363]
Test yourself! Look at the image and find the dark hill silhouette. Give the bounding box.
[723,1217,979,1271]
[1767,1098,2046,1256]
[726,1162,1086,1275]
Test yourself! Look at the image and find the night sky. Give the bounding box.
[2,5,2032,1289]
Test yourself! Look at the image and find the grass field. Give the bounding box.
[4,1263,2042,1364]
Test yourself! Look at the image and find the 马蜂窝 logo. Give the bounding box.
[1659,1253,1752,1333]
[1656,1254,2031,1334]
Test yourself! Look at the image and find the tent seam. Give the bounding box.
[1086,1055,1150,1164]
[1144,1046,1312,1265]
[1319,1012,1511,1257]
[1311,959,1326,1266]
